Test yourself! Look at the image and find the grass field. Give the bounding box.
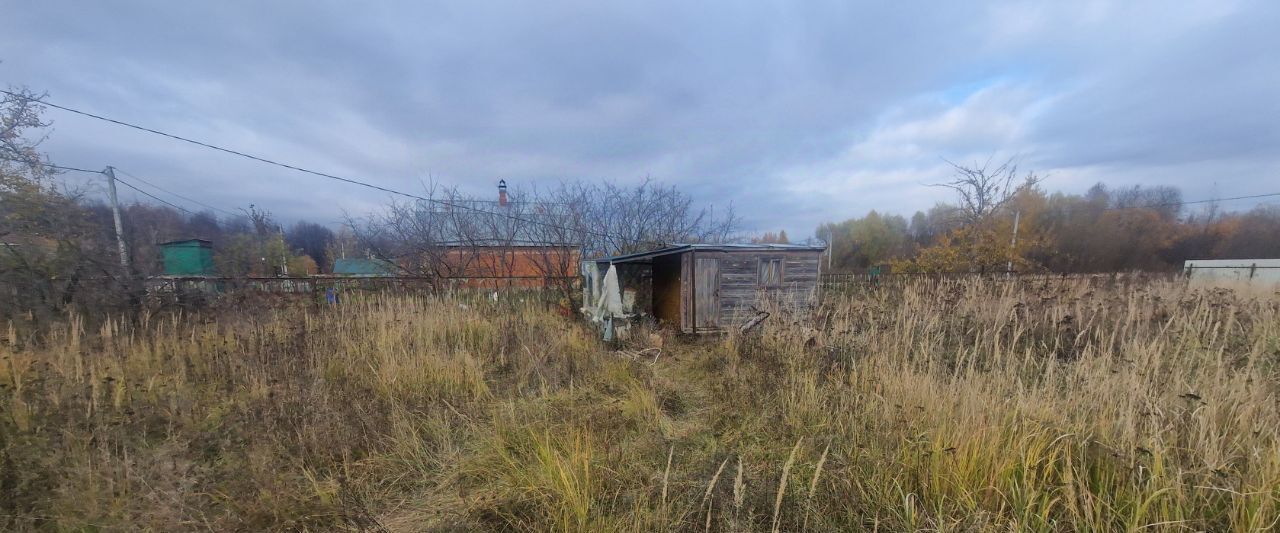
[2,278,1278,531]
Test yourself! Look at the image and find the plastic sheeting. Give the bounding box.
[585,264,628,341]
[589,264,625,321]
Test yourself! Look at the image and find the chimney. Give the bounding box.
[498,179,508,207]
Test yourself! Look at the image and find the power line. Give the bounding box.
[0,156,101,174]
[1,89,613,240]
[112,167,240,217]
[1106,192,1280,211]
[2,156,241,219]
[1024,192,1280,221]
[9,89,1275,232]
[110,173,195,214]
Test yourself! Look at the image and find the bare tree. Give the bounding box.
[545,179,740,257]
[1109,184,1183,221]
[1,87,132,324]
[930,157,1042,225]
[352,178,740,301]
[1,88,52,174]
[350,184,476,287]
[241,204,280,236]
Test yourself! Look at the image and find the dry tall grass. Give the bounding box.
[2,279,1277,531]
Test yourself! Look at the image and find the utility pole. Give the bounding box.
[826,226,833,270]
[104,166,129,268]
[1005,210,1021,276]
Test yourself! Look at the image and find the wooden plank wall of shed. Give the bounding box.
[694,255,722,330]
[686,251,821,331]
[717,253,758,326]
[680,252,692,331]
[783,253,821,297]
[774,253,820,313]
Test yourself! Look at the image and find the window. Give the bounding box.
[758,257,782,287]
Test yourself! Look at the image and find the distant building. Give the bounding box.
[158,239,215,276]
[393,180,581,288]
[333,257,398,277]
[414,245,577,288]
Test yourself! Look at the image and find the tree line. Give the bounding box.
[816,160,1280,273]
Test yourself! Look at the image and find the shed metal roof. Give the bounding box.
[595,243,826,264]
[158,239,212,247]
[333,257,399,276]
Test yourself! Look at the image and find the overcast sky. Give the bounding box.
[3,1,1277,237]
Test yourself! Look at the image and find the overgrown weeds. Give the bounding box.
[2,279,1277,531]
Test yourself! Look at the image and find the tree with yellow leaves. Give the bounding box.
[895,159,1044,273]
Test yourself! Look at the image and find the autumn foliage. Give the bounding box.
[821,183,1279,274]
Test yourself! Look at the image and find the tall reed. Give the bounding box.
[2,279,1276,531]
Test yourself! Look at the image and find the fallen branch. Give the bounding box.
[615,347,662,365]
[740,309,770,334]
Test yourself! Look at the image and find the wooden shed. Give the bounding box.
[584,243,825,333]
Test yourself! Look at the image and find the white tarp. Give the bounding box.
[590,264,625,321]
[583,263,629,341]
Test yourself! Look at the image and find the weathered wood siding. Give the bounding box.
[694,256,721,330]
[677,250,821,332]
[717,254,760,327]
[680,252,691,331]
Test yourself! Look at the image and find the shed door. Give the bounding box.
[694,257,720,330]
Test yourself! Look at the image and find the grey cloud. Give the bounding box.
[2,1,1277,238]
[1030,2,1280,169]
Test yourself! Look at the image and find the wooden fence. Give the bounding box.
[146,275,579,297]
[818,271,1186,295]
